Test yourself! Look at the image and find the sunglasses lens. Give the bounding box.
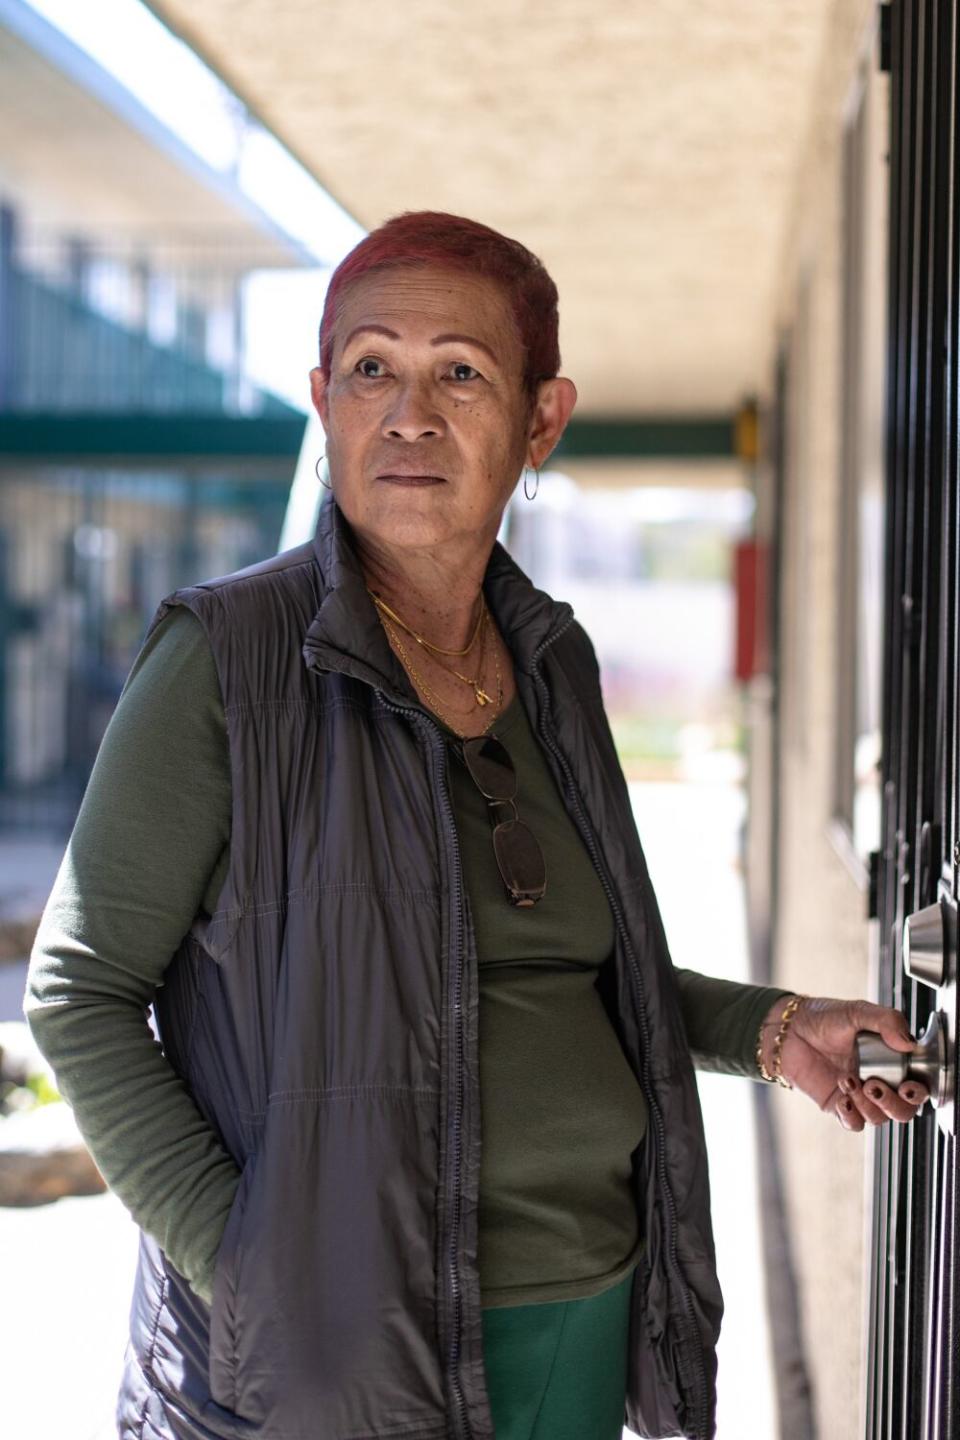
[463,733,516,800]
[492,818,547,906]
[461,732,546,906]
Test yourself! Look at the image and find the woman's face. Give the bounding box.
[309,264,574,560]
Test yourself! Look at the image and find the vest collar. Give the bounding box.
[301,495,573,704]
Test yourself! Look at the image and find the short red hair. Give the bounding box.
[318,210,561,401]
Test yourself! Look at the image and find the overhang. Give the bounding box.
[146,0,836,414]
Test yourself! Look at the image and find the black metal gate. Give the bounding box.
[866,2,960,1435]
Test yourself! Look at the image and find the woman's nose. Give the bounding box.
[382,381,445,442]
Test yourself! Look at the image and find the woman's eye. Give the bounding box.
[353,357,479,382]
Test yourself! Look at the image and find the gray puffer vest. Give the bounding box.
[117,496,722,1440]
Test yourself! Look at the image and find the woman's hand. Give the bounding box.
[758,995,929,1130]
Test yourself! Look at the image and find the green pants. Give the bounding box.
[479,1267,635,1440]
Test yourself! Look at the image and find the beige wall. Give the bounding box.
[755,2,889,1436]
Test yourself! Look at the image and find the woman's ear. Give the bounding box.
[309,366,330,429]
[527,377,578,470]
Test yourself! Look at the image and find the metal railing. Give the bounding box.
[0,221,305,416]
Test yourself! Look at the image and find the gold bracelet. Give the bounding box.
[755,1022,776,1082]
[772,994,806,1088]
[755,993,807,1088]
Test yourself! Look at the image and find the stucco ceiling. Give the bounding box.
[150,0,834,417]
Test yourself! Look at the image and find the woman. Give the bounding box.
[25,211,927,1440]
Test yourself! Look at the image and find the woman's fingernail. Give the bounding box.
[845,1074,860,1091]
[865,1084,883,1100]
[903,1087,920,1102]
[841,1098,855,1112]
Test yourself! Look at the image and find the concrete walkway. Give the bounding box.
[0,781,776,1440]
[0,835,139,1440]
[627,780,776,1439]
[0,1189,138,1440]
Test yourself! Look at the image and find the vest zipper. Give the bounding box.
[529,618,711,1440]
[375,695,473,1440]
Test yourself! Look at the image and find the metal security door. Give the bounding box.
[865,3,960,1437]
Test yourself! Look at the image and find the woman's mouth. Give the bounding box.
[377,474,446,486]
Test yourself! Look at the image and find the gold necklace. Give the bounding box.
[368,588,485,658]
[428,610,496,706]
[384,611,489,717]
[381,614,503,738]
[375,590,495,706]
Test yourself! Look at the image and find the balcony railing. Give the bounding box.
[0,229,306,417]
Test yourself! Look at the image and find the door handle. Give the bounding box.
[856,890,958,1133]
[902,897,952,988]
[855,1013,948,1108]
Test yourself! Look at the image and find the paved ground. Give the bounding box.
[0,783,777,1439]
[0,1190,138,1440]
[631,780,776,1440]
[0,834,138,1440]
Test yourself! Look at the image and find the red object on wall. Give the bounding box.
[734,539,769,680]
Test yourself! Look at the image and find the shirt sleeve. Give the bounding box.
[23,604,238,1304]
[673,968,795,1079]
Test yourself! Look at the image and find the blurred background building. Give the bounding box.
[0,0,361,830]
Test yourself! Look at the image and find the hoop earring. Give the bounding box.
[523,465,540,501]
[315,453,332,490]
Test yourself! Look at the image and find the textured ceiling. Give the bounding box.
[150,0,834,416]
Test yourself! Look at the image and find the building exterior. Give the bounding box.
[0,0,320,830]
[747,4,955,1436]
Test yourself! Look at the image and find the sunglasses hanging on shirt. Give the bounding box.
[458,732,547,907]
